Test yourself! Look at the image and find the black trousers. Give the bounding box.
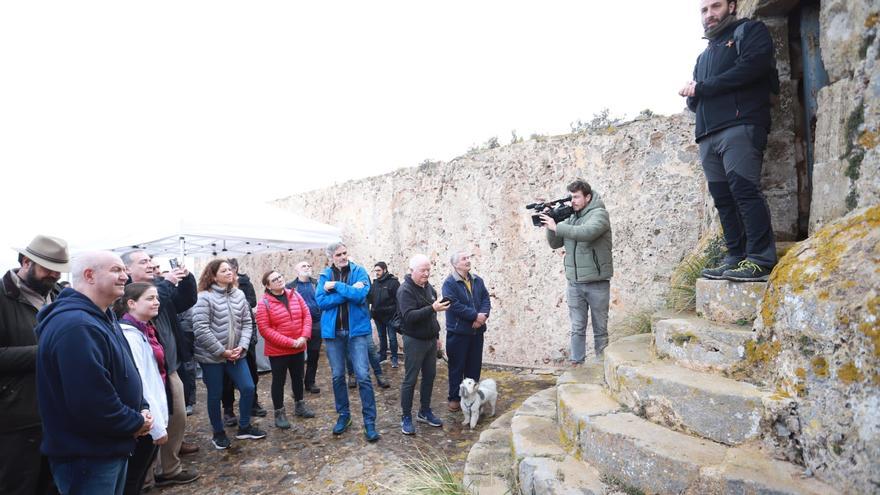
[269,353,306,409]
[304,333,323,388]
[0,426,56,495]
[123,435,158,495]
[222,339,260,412]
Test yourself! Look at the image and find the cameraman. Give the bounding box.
[539,179,613,365]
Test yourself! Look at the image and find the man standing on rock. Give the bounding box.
[541,179,613,365]
[0,234,68,495]
[315,242,380,442]
[680,0,778,282]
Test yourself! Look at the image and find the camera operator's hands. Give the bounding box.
[432,298,451,313]
[539,213,557,232]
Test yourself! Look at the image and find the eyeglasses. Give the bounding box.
[269,275,283,283]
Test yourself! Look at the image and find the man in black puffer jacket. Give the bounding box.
[680,0,778,282]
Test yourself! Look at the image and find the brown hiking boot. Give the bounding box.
[179,441,199,456]
[448,400,461,412]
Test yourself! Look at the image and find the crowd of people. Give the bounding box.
[1,236,492,495]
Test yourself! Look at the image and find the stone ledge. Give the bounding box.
[518,456,606,495]
[511,415,566,461]
[696,278,766,324]
[653,314,755,372]
[557,383,622,449]
[515,387,557,420]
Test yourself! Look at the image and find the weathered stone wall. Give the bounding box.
[753,205,879,493]
[249,114,712,367]
[810,0,880,231]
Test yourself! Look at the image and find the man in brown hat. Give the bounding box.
[0,234,69,495]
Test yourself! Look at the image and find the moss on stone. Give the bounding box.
[796,367,806,379]
[858,129,880,149]
[838,361,864,384]
[861,295,880,357]
[812,356,829,378]
[745,339,781,368]
[866,12,880,28]
[671,332,697,345]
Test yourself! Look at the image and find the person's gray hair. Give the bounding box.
[325,242,346,258]
[70,251,107,286]
[120,249,145,267]
[449,249,469,266]
[409,254,430,271]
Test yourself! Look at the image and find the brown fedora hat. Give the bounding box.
[14,235,71,272]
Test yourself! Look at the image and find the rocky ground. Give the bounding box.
[160,357,557,494]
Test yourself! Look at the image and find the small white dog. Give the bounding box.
[459,377,498,429]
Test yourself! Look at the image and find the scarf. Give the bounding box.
[704,13,737,39]
[122,314,167,383]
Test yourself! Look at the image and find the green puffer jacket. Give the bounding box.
[546,191,614,282]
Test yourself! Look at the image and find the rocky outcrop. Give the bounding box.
[754,205,880,493]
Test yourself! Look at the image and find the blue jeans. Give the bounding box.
[375,320,399,361]
[346,338,382,377]
[446,332,484,401]
[201,358,255,433]
[325,332,377,425]
[50,456,127,495]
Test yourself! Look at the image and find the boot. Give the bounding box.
[274,408,291,429]
[295,400,315,418]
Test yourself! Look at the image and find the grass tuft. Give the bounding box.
[666,233,725,312]
[384,446,477,495]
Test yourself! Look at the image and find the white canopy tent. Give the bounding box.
[66,202,341,259]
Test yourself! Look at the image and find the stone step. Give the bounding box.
[606,334,769,445]
[510,387,608,495]
[653,313,755,372]
[696,278,766,324]
[463,410,516,495]
[578,412,835,495]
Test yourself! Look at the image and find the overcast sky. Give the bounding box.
[0,1,706,269]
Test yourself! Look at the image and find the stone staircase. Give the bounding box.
[463,279,836,495]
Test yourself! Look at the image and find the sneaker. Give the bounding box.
[223,411,237,427]
[306,383,321,394]
[212,432,231,450]
[701,260,742,280]
[390,357,399,369]
[347,375,357,389]
[252,402,268,418]
[294,400,315,418]
[401,415,415,435]
[155,469,200,487]
[447,400,461,412]
[364,424,380,442]
[417,409,443,427]
[376,374,391,389]
[185,405,194,416]
[274,408,291,429]
[332,414,352,435]
[235,425,267,440]
[722,260,772,282]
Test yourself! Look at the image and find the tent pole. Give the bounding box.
[179,236,185,263]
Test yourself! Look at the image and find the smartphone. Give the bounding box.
[169,258,180,270]
[439,296,452,304]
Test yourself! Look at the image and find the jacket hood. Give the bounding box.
[579,191,606,216]
[36,288,112,337]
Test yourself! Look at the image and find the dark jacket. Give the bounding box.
[441,271,491,335]
[152,274,198,371]
[238,273,258,347]
[35,289,145,458]
[0,270,60,433]
[396,275,440,341]
[687,18,775,141]
[288,277,321,334]
[368,273,400,323]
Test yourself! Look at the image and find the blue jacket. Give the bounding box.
[315,263,371,339]
[442,271,491,335]
[35,288,145,458]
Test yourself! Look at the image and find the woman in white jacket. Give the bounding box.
[116,282,169,495]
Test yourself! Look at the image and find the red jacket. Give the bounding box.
[256,289,312,357]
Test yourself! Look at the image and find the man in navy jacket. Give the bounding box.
[36,251,152,495]
[441,250,490,412]
[680,0,778,281]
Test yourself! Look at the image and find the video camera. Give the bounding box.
[526,196,574,227]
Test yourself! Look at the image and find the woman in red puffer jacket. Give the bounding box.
[256,270,315,429]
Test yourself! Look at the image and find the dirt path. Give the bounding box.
[161,358,557,494]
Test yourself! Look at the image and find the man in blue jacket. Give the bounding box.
[315,242,379,442]
[36,251,152,495]
[680,0,778,281]
[441,251,491,412]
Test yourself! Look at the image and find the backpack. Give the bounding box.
[733,21,781,106]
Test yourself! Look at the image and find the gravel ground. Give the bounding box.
[158,355,557,495]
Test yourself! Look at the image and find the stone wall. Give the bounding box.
[810,0,880,231]
[247,114,712,367]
